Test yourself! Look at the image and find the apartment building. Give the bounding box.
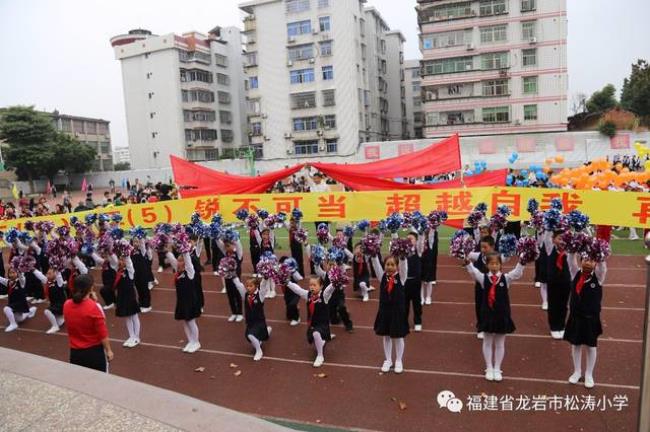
[50,111,113,171]
[404,59,424,138]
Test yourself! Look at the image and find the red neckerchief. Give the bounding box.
[7,280,16,296]
[386,275,395,294]
[556,250,566,270]
[575,271,591,296]
[247,291,256,308]
[68,270,77,292]
[356,258,364,276]
[308,292,319,324]
[45,280,55,299]
[488,274,499,309]
[113,270,124,290]
[174,271,182,285]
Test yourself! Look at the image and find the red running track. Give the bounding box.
[0,253,645,432]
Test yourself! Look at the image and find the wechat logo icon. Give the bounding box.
[437,390,463,413]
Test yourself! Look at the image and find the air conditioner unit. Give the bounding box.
[261,113,268,119]
[319,145,325,151]
[286,148,294,155]
[288,37,296,44]
[529,37,537,44]
[466,43,475,51]
[515,119,521,125]
[309,58,315,64]
[312,30,319,35]
[284,132,292,139]
[317,130,324,136]
[287,60,293,67]
[264,136,271,141]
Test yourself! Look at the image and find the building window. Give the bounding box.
[221,129,234,142]
[293,117,318,131]
[205,149,219,161]
[319,16,331,32]
[322,65,334,80]
[218,91,231,104]
[215,54,228,67]
[216,73,230,86]
[219,110,232,124]
[322,89,335,107]
[521,0,536,12]
[479,0,507,16]
[291,92,317,109]
[84,122,97,134]
[294,140,319,155]
[522,48,537,66]
[318,0,329,8]
[180,68,213,83]
[250,76,259,89]
[480,24,507,44]
[182,89,215,103]
[422,29,469,50]
[185,128,218,141]
[288,44,314,61]
[286,0,310,13]
[97,123,108,134]
[481,52,509,69]
[247,99,261,114]
[523,76,538,94]
[482,106,510,123]
[178,50,211,64]
[287,20,311,37]
[323,115,336,129]
[428,2,473,21]
[100,142,110,154]
[524,104,538,120]
[522,21,536,40]
[412,83,421,92]
[326,139,337,153]
[251,122,262,136]
[290,68,315,84]
[320,40,332,56]
[423,56,473,75]
[184,110,216,122]
[482,79,509,96]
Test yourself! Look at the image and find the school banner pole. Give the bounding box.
[639,232,650,432]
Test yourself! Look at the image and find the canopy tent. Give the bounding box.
[170,155,304,196]
[311,134,461,180]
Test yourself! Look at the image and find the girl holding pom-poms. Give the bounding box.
[233,276,273,361]
[2,257,38,332]
[113,239,142,348]
[287,209,307,278]
[216,230,245,322]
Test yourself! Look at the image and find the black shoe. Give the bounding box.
[345,324,354,333]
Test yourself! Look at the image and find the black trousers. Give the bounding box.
[100,286,115,306]
[474,283,482,331]
[70,344,107,372]
[135,280,151,308]
[157,251,170,269]
[328,289,353,330]
[547,279,571,331]
[404,278,422,326]
[225,280,242,315]
[203,237,212,262]
[284,289,300,321]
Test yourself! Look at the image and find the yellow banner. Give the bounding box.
[2,188,650,230]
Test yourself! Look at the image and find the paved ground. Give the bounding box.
[0,252,645,432]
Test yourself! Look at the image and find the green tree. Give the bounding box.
[0,106,57,181]
[586,84,618,113]
[621,59,650,118]
[51,133,96,176]
[114,162,131,171]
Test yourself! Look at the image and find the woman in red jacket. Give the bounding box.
[63,274,114,372]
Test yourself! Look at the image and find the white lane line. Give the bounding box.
[145,309,643,344]
[7,327,638,391]
[148,286,646,312]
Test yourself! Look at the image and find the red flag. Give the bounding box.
[46,180,52,195]
[80,177,88,192]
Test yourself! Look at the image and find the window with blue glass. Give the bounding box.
[287,20,312,37]
[250,76,259,89]
[322,65,333,80]
[290,68,315,84]
[319,16,331,32]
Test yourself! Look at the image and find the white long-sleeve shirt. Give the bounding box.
[286,281,335,303]
[465,262,524,289]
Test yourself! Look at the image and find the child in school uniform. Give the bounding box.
[535,228,549,310]
[287,277,336,367]
[467,236,497,339]
[92,251,118,310]
[465,252,525,382]
[405,232,425,331]
[352,243,373,302]
[255,227,277,298]
[420,227,439,305]
[543,231,572,339]
[371,253,409,374]
[2,267,37,332]
[312,255,354,333]
[34,268,67,334]
[279,256,304,325]
[288,218,306,278]
[564,253,607,389]
[166,248,202,353]
[233,276,273,360]
[249,225,262,274]
[131,238,153,313]
[114,253,142,348]
[189,236,205,312]
[217,235,244,322]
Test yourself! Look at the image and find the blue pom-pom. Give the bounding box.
[111,213,123,223]
[357,220,370,232]
[276,212,287,224]
[222,228,240,243]
[497,205,512,217]
[129,226,147,239]
[80,243,94,255]
[98,214,110,223]
[291,208,303,221]
[109,228,124,240]
[190,212,201,225]
[84,213,97,225]
[70,216,79,225]
[527,199,539,215]
[327,247,346,264]
[498,234,518,258]
[283,257,298,272]
[310,244,326,265]
[5,228,19,244]
[235,208,249,221]
[543,209,563,231]
[18,231,33,245]
[343,226,354,238]
[211,214,223,225]
[256,209,269,219]
[385,212,404,233]
[568,210,590,232]
[475,203,488,215]
[550,198,563,211]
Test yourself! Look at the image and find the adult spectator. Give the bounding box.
[63,274,113,372]
[85,193,95,209]
[74,202,87,212]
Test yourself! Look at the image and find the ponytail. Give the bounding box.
[72,274,94,303]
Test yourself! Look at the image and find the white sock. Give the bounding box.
[540,283,548,304]
[585,347,597,378]
[3,306,17,327]
[420,283,425,300]
[125,316,135,339]
[188,319,199,344]
[313,331,325,358]
[359,282,369,297]
[56,315,65,326]
[426,282,433,299]
[383,336,392,362]
[482,333,495,370]
[394,338,405,363]
[493,334,506,371]
[182,321,192,344]
[44,309,59,328]
[132,314,141,339]
[248,334,262,354]
[571,345,583,375]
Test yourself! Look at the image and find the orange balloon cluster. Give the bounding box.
[541,155,566,174]
[550,158,650,190]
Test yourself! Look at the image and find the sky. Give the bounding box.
[1,0,649,150]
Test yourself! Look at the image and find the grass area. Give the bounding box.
[235,225,648,257]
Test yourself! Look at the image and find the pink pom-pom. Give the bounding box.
[516,236,540,265]
[256,255,277,279]
[586,238,611,263]
[113,239,134,258]
[293,228,308,243]
[361,234,381,257]
[218,256,238,279]
[272,263,292,286]
[316,224,330,244]
[174,231,192,254]
[246,214,259,230]
[449,232,476,260]
[390,238,415,259]
[327,265,349,289]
